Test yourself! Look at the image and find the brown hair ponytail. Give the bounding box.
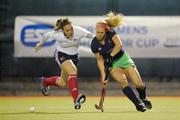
[54,18,72,31]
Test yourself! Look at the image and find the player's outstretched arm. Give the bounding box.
[86,33,95,39]
[77,26,95,39]
[35,31,54,52]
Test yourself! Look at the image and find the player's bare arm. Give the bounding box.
[35,31,53,52]
[110,34,123,57]
[95,53,107,84]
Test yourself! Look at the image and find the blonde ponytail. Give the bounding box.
[106,12,124,28]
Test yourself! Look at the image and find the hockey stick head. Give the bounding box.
[94,104,104,112]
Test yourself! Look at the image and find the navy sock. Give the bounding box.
[136,85,146,99]
[122,86,140,106]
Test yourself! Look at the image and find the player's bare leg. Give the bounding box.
[110,68,147,112]
[124,66,152,109]
[61,60,86,109]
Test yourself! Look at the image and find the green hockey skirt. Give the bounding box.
[112,52,135,69]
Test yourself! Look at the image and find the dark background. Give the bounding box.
[1,0,180,82]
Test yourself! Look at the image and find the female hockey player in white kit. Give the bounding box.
[35,18,94,110]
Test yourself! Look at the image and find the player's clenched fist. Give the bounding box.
[35,43,42,52]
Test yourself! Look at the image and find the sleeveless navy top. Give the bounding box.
[91,30,124,60]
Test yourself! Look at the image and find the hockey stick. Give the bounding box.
[94,65,110,112]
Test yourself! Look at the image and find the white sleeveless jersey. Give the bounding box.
[40,25,94,55]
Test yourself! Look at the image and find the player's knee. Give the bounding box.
[135,82,144,88]
[72,69,77,75]
[57,79,67,87]
[68,67,77,75]
[61,82,67,87]
[118,79,128,88]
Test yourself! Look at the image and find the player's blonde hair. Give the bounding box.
[106,12,124,28]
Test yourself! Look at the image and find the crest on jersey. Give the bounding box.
[98,47,102,51]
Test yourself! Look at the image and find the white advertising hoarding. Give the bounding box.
[14,16,180,58]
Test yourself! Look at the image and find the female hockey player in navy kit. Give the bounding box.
[91,12,152,112]
[35,18,94,109]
